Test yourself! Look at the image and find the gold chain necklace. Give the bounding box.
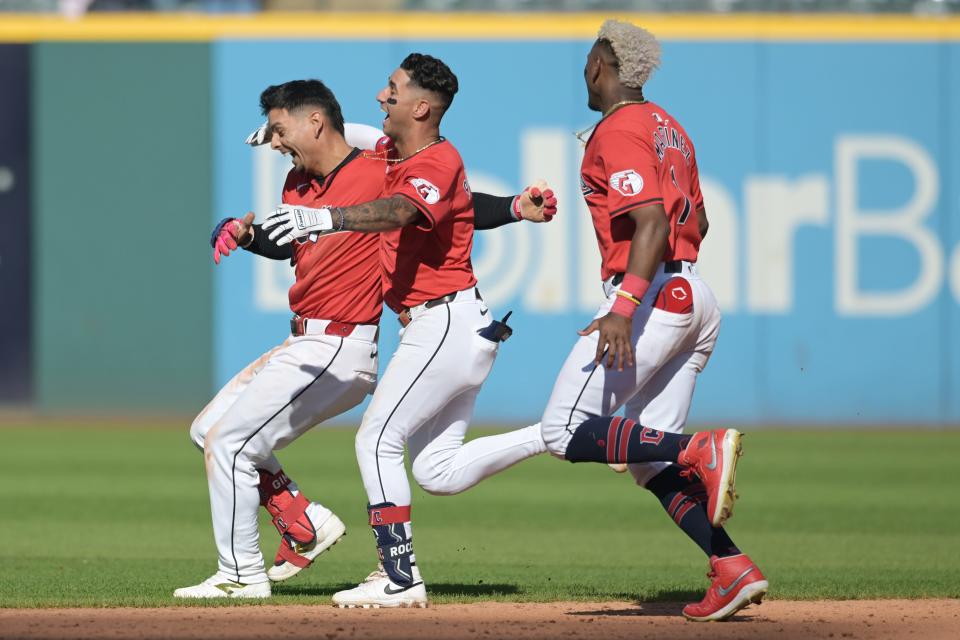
[574,100,647,144]
[366,137,445,163]
[603,99,646,118]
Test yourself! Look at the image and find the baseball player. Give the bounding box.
[263,54,552,608]
[177,79,556,599]
[533,21,767,621]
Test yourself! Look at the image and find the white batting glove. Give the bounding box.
[262,204,334,245]
[245,121,270,146]
[245,121,381,149]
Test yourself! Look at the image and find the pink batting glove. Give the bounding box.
[515,184,558,223]
[530,186,557,221]
[213,223,239,265]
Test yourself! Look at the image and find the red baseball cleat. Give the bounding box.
[677,428,742,527]
[683,554,768,621]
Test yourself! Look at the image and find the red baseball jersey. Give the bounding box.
[376,137,477,312]
[283,149,385,325]
[580,101,705,280]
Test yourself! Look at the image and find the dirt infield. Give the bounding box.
[2,600,958,640]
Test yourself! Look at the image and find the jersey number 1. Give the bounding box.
[670,166,693,226]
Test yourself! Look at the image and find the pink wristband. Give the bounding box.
[610,274,651,320]
[621,273,651,301]
[511,196,523,220]
[610,295,638,319]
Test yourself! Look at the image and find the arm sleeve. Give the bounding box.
[242,224,293,261]
[597,130,663,219]
[473,192,519,230]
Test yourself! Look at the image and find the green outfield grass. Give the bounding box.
[0,424,957,607]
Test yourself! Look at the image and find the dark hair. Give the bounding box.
[259,79,345,135]
[400,53,459,111]
[594,38,619,67]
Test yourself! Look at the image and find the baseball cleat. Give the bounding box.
[267,508,346,582]
[332,567,428,609]
[678,428,742,527]
[682,554,768,622]
[173,574,271,599]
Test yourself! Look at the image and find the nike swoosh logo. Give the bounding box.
[717,567,754,597]
[383,582,421,595]
[705,433,718,471]
[215,582,242,595]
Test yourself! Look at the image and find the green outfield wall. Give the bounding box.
[32,43,214,412]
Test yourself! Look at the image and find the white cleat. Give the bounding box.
[173,574,271,599]
[332,567,428,609]
[267,508,347,582]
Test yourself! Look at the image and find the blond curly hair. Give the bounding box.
[597,19,661,89]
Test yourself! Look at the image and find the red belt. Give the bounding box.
[290,316,358,337]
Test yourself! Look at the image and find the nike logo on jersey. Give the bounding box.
[705,433,718,471]
[717,567,755,597]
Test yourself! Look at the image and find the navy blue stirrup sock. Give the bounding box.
[645,466,739,557]
[368,502,417,587]
[564,416,689,464]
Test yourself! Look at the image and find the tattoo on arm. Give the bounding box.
[340,196,421,232]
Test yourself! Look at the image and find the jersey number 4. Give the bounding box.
[670,166,693,226]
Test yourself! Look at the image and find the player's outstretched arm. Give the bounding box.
[474,182,558,230]
[210,212,292,263]
[245,121,384,152]
[245,223,295,260]
[211,213,255,264]
[579,204,668,371]
[261,181,559,244]
[260,196,424,244]
[472,193,516,230]
[515,182,558,223]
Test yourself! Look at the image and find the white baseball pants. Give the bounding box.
[190,327,378,583]
[355,289,546,507]
[540,262,721,486]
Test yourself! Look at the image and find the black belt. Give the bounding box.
[398,288,483,327]
[611,261,684,286]
[421,287,483,310]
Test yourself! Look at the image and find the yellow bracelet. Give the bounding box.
[616,290,642,306]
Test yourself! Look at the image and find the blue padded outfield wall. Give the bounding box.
[212,38,960,424]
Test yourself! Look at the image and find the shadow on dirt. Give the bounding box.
[568,597,757,622]
[272,583,521,598]
[569,589,710,618]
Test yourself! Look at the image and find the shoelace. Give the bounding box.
[363,564,388,582]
